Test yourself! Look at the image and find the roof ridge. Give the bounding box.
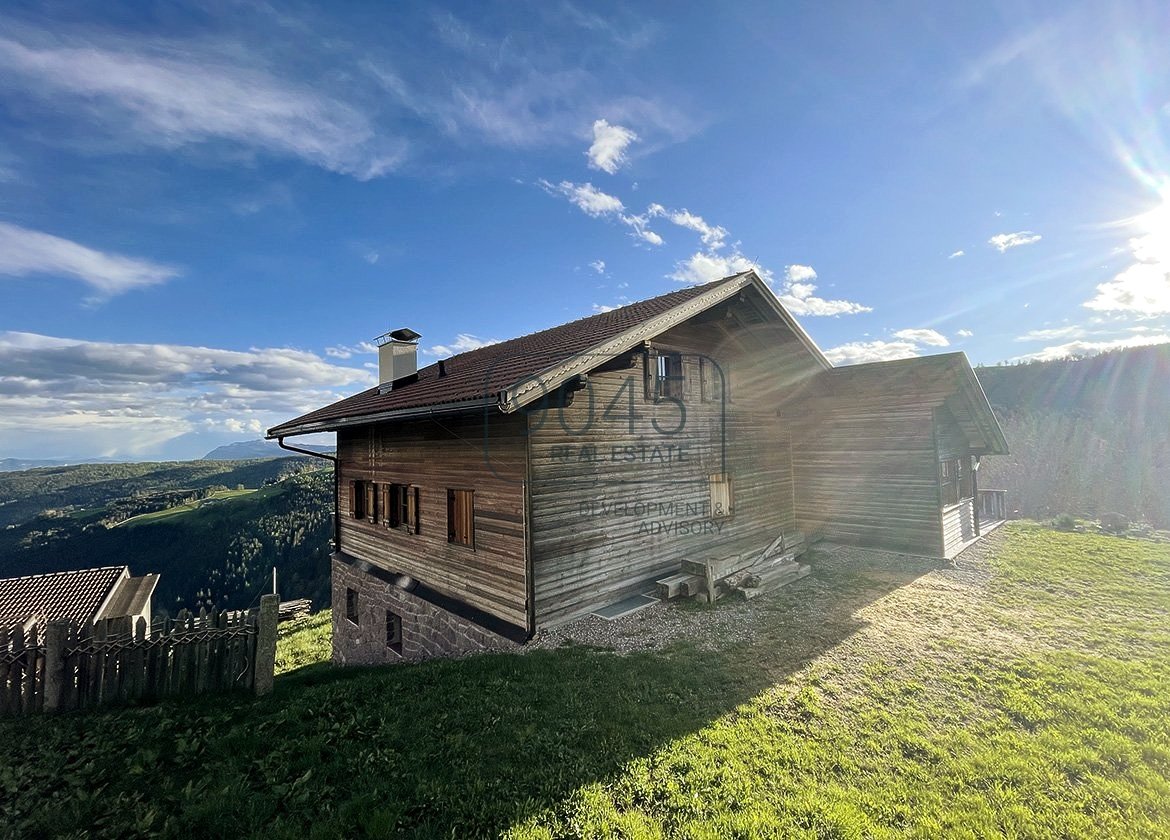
[428,273,746,364]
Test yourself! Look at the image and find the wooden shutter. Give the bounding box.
[366,482,377,523]
[447,489,474,547]
[709,474,733,519]
[348,481,358,518]
[408,486,420,534]
[643,349,658,400]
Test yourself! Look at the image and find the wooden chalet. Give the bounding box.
[268,271,1008,665]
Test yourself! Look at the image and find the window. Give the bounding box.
[350,480,366,520]
[381,483,420,533]
[345,587,359,624]
[700,358,729,403]
[447,488,474,548]
[646,350,685,400]
[385,610,403,654]
[709,473,733,519]
[940,458,964,506]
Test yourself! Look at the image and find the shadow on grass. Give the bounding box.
[0,556,929,839]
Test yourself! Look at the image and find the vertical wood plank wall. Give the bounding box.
[337,413,528,629]
[527,318,818,628]
[936,406,977,557]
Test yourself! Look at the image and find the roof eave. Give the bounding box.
[266,394,503,439]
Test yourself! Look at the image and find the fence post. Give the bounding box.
[43,621,68,714]
[254,594,279,697]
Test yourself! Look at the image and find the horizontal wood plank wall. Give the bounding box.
[934,405,970,461]
[337,413,528,629]
[792,398,944,557]
[529,316,815,628]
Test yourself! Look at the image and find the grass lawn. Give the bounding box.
[116,486,272,528]
[1,523,1168,838]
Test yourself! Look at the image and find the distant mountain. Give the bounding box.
[202,440,334,460]
[976,344,1170,526]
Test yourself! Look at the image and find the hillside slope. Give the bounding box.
[976,344,1170,526]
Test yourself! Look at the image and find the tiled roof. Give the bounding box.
[0,566,127,626]
[269,274,746,436]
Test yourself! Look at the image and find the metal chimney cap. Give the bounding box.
[374,327,422,346]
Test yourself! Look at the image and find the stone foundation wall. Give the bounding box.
[331,556,520,665]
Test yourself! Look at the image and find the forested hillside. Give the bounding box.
[976,344,1170,527]
[0,458,333,613]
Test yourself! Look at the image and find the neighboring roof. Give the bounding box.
[0,566,128,626]
[811,352,1010,456]
[269,271,830,437]
[97,573,159,621]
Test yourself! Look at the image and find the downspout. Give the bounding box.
[277,437,341,553]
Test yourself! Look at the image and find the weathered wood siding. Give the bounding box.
[792,399,944,556]
[941,498,976,558]
[337,413,528,630]
[528,317,816,627]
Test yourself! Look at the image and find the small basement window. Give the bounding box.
[709,473,733,519]
[345,587,359,625]
[447,488,475,548]
[385,610,403,654]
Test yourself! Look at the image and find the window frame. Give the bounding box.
[345,587,359,625]
[385,609,403,655]
[447,488,475,549]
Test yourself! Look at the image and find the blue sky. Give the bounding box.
[1,0,1168,460]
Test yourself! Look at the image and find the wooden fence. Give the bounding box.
[0,594,278,717]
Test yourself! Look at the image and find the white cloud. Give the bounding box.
[0,331,374,458]
[948,250,965,259]
[324,341,377,360]
[956,329,974,338]
[592,303,619,313]
[423,333,500,357]
[364,251,380,265]
[669,250,772,285]
[589,260,606,274]
[1015,326,1085,342]
[540,180,624,217]
[1013,333,1170,362]
[823,340,922,365]
[586,119,638,174]
[0,33,404,178]
[774,264,871,317]
[0,221,178,297]
[988,231,1042,252]
[892,328,950,347]
[1084,200,1170,316]
[649,206,727,249]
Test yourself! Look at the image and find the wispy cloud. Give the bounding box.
[592,303,620,313]
[0,221,178,297]
[1084,200,1170,316]
[423,333,500,357]
[649,205,727,249]
[956,329,974,338]
[589,260,606,274]
[0,331,374,458]
[948,249,965,259]
[324,341,377,360]
[0,32,404,178]
[988,231,1042,252]
[540,180,625,217]
[587,119,638,174]
[1015,326,1085,342]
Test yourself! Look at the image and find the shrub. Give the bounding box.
[1053,513,1078,532]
